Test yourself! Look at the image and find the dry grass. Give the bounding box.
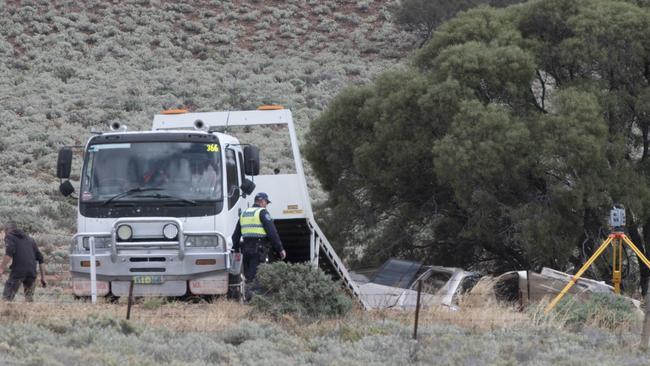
[0,289,646,366]
[0,271,533,336]
[0,276,636,338]
[419,304,530,331]
[0,298,253,332]
[289,303,533,342]
[0,293,533,340]
[410,277,530,331]
[0,301,645,366]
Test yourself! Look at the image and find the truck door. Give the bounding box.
[236,150,245,204]
[225,148,241,237]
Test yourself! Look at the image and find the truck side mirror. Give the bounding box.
[243,146,260,176]
[59,180,75,197]
[240,178,256,196]
[57,148,73,179]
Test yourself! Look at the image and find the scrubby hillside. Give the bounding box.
[0,0,415,240]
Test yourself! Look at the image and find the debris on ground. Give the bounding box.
[353,259,641,311]
[353,259,479,310]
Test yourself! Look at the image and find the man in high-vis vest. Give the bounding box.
[232,192,286,283]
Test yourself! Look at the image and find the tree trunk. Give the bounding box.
[640,220,650,296]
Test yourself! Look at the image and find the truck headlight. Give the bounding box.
[81,237,112,250]
[185,235,223,249]
[117,225,133,241]
[163,223,179,240]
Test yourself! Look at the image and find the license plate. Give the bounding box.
[133,275,165,285]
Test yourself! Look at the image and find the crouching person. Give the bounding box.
[0,222,46,302]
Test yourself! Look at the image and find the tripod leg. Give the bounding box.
[622,235,650,271]
[613,238,622,294]
[545,236,614,314]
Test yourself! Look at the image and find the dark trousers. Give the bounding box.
[3,274,36,302]
[242,239,270,283]
[243,250,260,283]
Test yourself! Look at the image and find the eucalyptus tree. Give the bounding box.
[307,0,650,291]
[392,0,525,46]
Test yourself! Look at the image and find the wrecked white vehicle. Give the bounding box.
[492,267,614,306]
[353,259,639,311]
[352,259,480,310]
[491,267,642,311]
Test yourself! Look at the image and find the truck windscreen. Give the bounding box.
[80,141,223,204]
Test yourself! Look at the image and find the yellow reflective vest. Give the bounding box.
[240,207,268,238]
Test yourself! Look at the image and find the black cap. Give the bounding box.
[254,192,271,203]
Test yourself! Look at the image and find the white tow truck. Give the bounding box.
[57,106,367,306]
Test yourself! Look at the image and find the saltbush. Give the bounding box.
[553,293,640,331]
[0,0,415,238]
[251,262,352,319]
[221,320,288,346]
[1,308,650,365]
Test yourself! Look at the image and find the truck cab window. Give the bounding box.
[81,142,223,203]
[226,148,239,209]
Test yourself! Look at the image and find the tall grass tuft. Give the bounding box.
[548,293,641,332]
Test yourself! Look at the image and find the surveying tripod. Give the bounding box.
[545,230,650,313]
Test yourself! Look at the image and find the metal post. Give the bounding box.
[89,236,97,304]
[413,279,422,340]
[309,229,317,266]
[526,270,531,304]
[286,111,314,219]
[642,283,650,349]
[126,280,134,320]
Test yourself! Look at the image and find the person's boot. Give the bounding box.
[244,288,253,302]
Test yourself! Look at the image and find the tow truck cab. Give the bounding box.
[57,108,367,308]
[59,126,257,297]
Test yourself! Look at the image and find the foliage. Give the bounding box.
[307,0,650,279]
[552,293,640,331]
[392,0,525,45]
[221,320,292,347]
[0,310,649,365]
[141,297,166,310]
[251,262,353,319]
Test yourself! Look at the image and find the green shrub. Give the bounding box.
[251,262,352,319]
[553,293,640,331]
[221,320,287,346]
[142,296,166,310]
